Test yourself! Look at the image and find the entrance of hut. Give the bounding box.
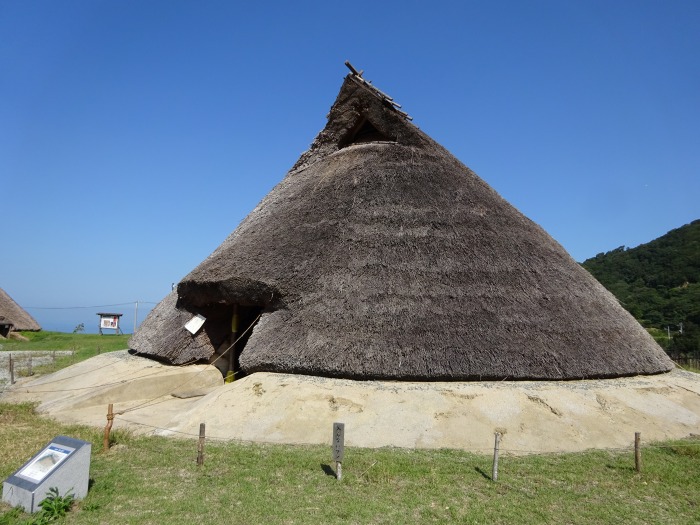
[209,303,263,381]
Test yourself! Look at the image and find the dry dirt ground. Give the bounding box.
[2,351,699,454]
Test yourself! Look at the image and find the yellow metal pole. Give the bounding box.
[226,305,239,383]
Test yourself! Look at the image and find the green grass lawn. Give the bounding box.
[0,402,699,525]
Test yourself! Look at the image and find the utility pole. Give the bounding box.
[134,301,139,334]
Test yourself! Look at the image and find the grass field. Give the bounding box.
[0,402,699,525]
[1,334,699,524]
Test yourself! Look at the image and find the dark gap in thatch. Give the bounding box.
[339,115,395,148]
[201,302,264,379]
[0,317,13,338]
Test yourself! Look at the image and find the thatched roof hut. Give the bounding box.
[0,288,41,334]
[130,67,673,381]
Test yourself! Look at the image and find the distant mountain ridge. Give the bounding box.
[581,219,700,356]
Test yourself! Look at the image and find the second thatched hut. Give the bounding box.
[0,287,41,337]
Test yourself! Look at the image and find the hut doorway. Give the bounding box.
[208,303,263,381]
[0,319,12,338]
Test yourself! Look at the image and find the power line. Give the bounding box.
[25,302,158,310]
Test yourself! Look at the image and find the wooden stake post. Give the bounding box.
[9,353,14,385]
[103,404,114,452]
[197,423,206,466]
[634,432,642,473]
[332,422,345,480]
[492,432,501,481]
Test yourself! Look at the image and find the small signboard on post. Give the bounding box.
[2,436,91,513]
[332,422,345,480]
[97,313,123,335]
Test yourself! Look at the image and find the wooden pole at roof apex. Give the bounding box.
[345,61,363,77]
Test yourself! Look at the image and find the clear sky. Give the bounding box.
[2,0,698,334]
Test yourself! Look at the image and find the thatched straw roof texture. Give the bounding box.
[130,73,672,380]
[0,288,41,332]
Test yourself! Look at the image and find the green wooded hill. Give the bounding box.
[581,219,700,357]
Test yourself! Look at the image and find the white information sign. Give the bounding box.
[100,316,120,330]
[17,444,74,483]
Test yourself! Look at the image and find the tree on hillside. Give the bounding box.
[582,220,700,359]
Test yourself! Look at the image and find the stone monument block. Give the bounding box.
[2,435,91,513]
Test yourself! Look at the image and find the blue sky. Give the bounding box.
[2,0,698,333]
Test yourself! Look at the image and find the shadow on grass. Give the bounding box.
[474,466,493,481]
[605,463,635,473]
[320,464,337,478]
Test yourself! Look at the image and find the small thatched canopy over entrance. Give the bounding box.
[0,288,41,334]
[130,66,672,381]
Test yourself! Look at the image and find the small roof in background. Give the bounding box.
[0,288,41,332]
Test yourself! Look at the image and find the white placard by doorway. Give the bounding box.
[184,314,206,335]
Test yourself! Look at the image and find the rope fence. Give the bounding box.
[107,412,700,453]
[101,409,700,485]
[0,351,168,392]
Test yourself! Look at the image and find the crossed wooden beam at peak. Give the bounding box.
[344,60,413,121]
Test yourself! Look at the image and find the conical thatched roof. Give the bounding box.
[0,288,41,332]
[130,68,673,380]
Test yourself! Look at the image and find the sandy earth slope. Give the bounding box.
[2,351,699,454]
